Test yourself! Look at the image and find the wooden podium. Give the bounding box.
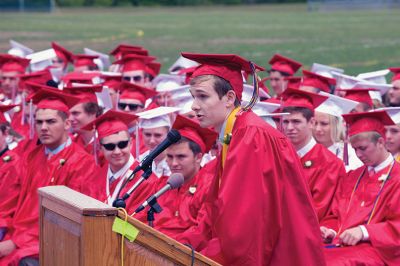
[38,186,220,266]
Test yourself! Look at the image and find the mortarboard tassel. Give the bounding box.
[115,91,120,110]
[343,123,349,166]
[93,125,99,166]
[135,120,140,160]
[21,94,25,126]
[241,61,259,112]
[29,99,34,140]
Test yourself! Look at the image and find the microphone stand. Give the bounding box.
[112,166,153,209]
[146,198,163,228]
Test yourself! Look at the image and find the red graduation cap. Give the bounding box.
[118,47,149,58]
[178,66,197,84]
[0,104,17,124]
[61,71,100,86]
[114,54,154,72]
[339,88,376,108]
[285,76,302,90]
[27,86,81,114]
[181,53,264,101]
[268,54,302,76]
[172,114,218,153]
[119,81,157,104]
[282,88,328,110]
[73,54,99,68]
[389,67,400,82]
[63,84,102,104]
[81,109,138,139]
[0,54,30,73]
[300,70,336,93]
[51,42,73,68]
[146,61,161,77]
[18,69,53,91]
[110,44,148,57]
[101,73,122,89]
[342,110,395,138]
[23,81,57,96]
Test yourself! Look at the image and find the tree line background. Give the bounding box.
[56,0,305,7]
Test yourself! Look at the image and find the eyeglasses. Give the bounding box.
[101,140,130,151]
[118,102,144,111]
[122,75,143,82]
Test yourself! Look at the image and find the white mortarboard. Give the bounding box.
[241,100,283,128]
[152,74,184,92]
[177,97,194,115]
[259,112,290,129]
[137,106,180,129]
[311,63,344,79]
[26,49,57,72]
[332,72,364,89]
[169,84,192,102]
[242,83,270,103]
[351,81,392,101]
[168,55,199,75]
[356,69,389,85]
[84,48,110,71]
[377,107,400,124]
[315,91,359,118]
[8,40,34,58]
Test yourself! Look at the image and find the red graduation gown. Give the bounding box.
[0,149,23,230]
[72,133,106,166]
[321,162,400,265]
[10,111,29,139]
[300,143,346,221]
[81,161,155,216]
[0,142,96,265]
[179,111,325,266]
[152,159,216,239]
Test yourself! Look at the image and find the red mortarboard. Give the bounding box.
[181,53,264,101]
[0,104,17,124]
[81,110,138,139]
[389,67,400,82]
[114,54,154,72]
[146,61,161,77]
[101,73,122,89]
[73,54,99,68]
[27,86,80,114]
[18,69,53,91]
[342,110,395,137]
[285,76,302,90]
[118,47,149,58]
[61,71,100,86]
[119,81,157,104]
[301,70,336,93]
[110,44,147,57]
[268,54,302,76]
[63,84,102,104]
[51,42,73,68]
[0,54,30,73]
[282,88,328,110]
[339,88,376,108]
[172,114,217,153]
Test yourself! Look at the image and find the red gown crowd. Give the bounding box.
[0,40,399,265]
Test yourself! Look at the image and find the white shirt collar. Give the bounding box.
[297,137,317,158]
[368,154,394,173]
[107,154,134,181]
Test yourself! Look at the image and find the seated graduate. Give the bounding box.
[320,110,400,265]
[148,114,217,239]
[0,86,97,266]
[80,110,154,215]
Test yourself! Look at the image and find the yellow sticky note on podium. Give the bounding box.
[112,217,139,242]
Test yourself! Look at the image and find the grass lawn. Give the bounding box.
[1,4,399,76]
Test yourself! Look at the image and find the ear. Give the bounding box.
[64,118,71,131]
[308,117,316,129]
[377,137,386,148]
[225,90,237,108]
[195,152,203,165]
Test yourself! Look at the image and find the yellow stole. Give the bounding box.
[221,107,240,169]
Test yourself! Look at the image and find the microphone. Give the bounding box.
[131,129,181,178]
[134,173,184,214]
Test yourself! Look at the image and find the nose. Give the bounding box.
[124,105,130,112]
[191,99,200,112]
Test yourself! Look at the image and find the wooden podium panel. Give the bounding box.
[39,186,220,266]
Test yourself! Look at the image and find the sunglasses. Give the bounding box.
[101,140,129,151]
[122,75,143,82]
[118,102,144,111]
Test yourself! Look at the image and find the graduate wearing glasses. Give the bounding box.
[81,110,154,215]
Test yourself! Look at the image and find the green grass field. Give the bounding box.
[1,4,400,76]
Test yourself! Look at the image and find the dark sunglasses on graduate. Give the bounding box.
[118,102,144,111]
[101,140,129,151]
[122,75,143,82]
